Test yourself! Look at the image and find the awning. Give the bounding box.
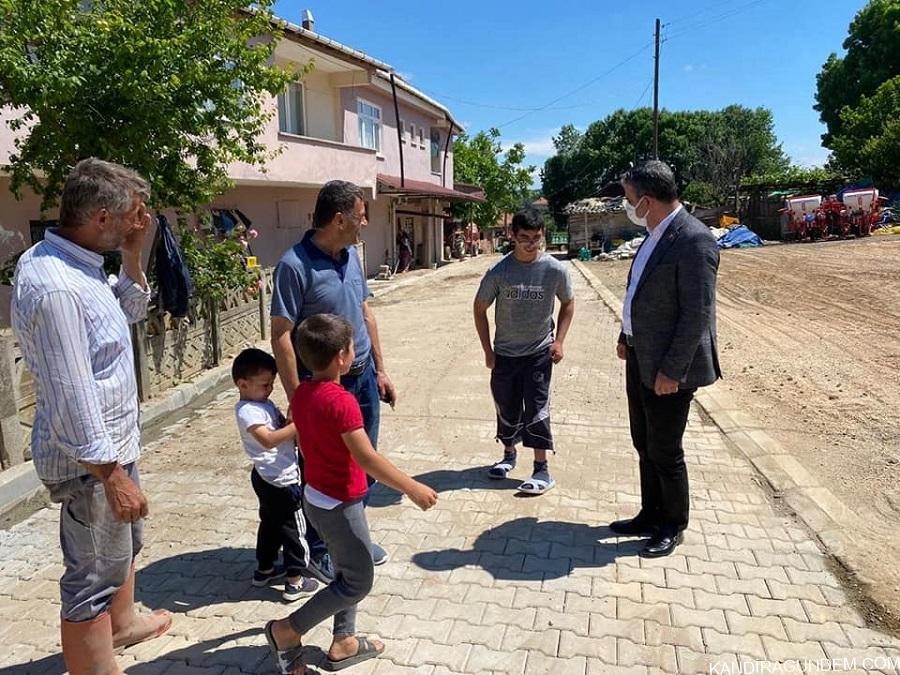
[377,174,486,202]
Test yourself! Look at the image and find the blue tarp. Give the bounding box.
[718,225,763,249]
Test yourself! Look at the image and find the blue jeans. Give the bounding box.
[302,358,381,561]
[341,359,381,454]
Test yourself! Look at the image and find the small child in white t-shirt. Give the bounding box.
[233,348,317,602]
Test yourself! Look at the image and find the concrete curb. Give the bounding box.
[571,259,864,576]
[0,462,42,517]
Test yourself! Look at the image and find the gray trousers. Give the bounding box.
[46,462,143,622]
[288,496,373,637]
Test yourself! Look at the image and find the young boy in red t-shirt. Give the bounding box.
[265,313,437,674]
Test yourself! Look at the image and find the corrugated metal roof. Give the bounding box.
[563,197,625,215]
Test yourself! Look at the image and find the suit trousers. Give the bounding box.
[625,346,695,532]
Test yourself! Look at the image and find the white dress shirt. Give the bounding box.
[11,230,150,483]
[622,204,683,336]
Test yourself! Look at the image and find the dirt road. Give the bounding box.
[587,234,900,622]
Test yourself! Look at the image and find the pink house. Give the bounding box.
[0,12,482,326]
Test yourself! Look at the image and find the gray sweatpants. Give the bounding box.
[46,462,143,622]
[288,496,373,637]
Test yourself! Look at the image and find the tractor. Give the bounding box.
[841,188,881,238]
[783,195,822,240]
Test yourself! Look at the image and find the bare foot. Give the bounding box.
[269,619,306,674]
[327,634,385,662]
[271,618,303,651]
[112,609,172,649]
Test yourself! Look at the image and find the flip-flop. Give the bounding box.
[264,620,307,674]
[517,476,556,495]
[113,610,173,653]
[322,636,384,672]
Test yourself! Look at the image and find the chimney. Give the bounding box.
[301,9,315,31]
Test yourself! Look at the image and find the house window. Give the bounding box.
[357,99,381,152]
[417,127,425,148]
[278,83,305,135]
[408,122,416,145]
[400,118,407,144]
[430,128,442,174]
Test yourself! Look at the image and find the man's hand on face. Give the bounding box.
[120,204,151,259]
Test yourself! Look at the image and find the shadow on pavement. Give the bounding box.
[412,516,640,580]
[367,465,520,508]
[129,546,290,617]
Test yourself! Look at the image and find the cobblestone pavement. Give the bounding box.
[1,256,899,674]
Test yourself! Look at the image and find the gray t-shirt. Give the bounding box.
[476,253,574,357]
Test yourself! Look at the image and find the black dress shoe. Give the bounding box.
[609,515,659,537]
[639,530,684,558]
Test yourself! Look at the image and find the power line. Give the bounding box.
[633,75,654,109]
[665,0,748,27]
[664,0,771,41]
[495,40,655,129]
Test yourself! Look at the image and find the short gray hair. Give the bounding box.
[621,160,679,202]
[59,158,150,228]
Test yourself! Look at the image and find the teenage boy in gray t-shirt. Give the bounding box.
[473,208,576,494]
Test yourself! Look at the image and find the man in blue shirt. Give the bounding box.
[271,181,396,578]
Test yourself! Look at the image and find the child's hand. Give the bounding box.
[407,481,438,511]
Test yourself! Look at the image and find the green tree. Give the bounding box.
[814,0,900,147]
[452,128,534,229]
[0,0,300,213]
[542,106,788,212]
[832,76,900,189]
[695,105,789,209]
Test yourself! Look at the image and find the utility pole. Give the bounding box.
[653,18,661,160]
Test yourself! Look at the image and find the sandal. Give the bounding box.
[323,636,384,671]
[517,476,556,495]
[264,620,306,674]
[488,452,517,479]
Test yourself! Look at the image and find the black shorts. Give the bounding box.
[490,348,553,450]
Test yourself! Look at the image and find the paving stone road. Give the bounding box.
[1,256,898,674]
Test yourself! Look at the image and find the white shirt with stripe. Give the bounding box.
[11,229,150,484]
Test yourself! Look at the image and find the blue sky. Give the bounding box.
[273,0,863,185]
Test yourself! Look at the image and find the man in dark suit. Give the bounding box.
[610,160,721,558]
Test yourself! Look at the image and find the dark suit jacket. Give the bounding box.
[618,207,722,390]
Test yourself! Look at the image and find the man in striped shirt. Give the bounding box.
[11,158,171,674]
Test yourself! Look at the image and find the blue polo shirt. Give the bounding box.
[271,230,372,367]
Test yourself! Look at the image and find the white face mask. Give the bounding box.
[624,197,649,228]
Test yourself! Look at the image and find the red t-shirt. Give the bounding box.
[291,380,367,501]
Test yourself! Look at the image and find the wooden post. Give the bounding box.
[258,273,268,342]
[209,299,221,367]
[0,329,25,467]
[653,18,661,160]
[131,321,151,403]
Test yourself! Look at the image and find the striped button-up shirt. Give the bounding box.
[11,230,150,484]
